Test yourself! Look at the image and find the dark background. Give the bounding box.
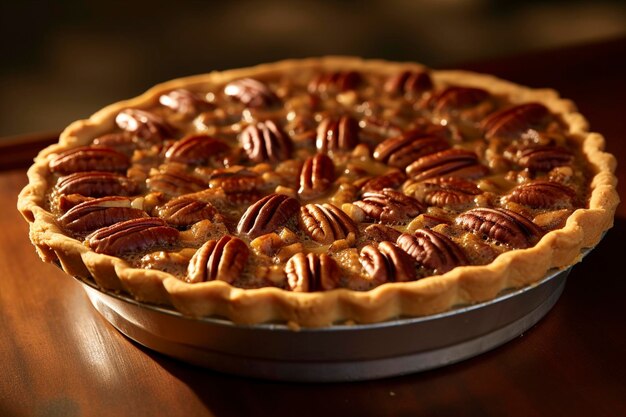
[1,0,625,137]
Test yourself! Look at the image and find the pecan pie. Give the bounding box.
[18,57,618,327]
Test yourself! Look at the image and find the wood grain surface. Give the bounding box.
[1,38,625,417]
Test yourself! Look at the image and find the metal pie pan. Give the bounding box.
[74,256,583,382]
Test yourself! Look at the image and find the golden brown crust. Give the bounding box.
[17,56,619,327]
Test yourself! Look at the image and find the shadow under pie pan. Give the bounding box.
[71,245,596,382]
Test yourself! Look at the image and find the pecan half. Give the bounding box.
[298,153,335,199]
[86,218,179,256]
[208,168,264,203]
[407,177,481,210]
[359,170,407,193]
[396,229,467,274]
[299,203,358,244]
[92,132,136,155]
[224,191,263,205]
[58,196,147,233]
[57,194,93,211]
[316,115,360,153]
[513,145,575,172]
[115,109,172,142]
[506,180,576,209]
[240,120,293,163]
[384,70,433,96]
[308,71,361,94]
[430,86,490,113]
[406,149,489,181]
[363,224,402,243]
[359,241,416,284]
[373,130,450,169]
[49,146,130,174]
[186,235,249,284]
[360,116,403,140]
[481,103,552,139]
[224,78,279,108]
[354,189,425,224]
[56,172,136,197]
[237,193,300,238]
[156,196,222,227]
[284,252,339,292]
[159,88,214,115]
[165,134,230,165]
[455,207,544,249]
[146,170,207,196]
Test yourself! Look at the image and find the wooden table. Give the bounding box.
[2,38,625,417]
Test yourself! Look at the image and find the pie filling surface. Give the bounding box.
[19,58,618,325]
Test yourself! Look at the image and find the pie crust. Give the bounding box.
[18,57,619,327]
